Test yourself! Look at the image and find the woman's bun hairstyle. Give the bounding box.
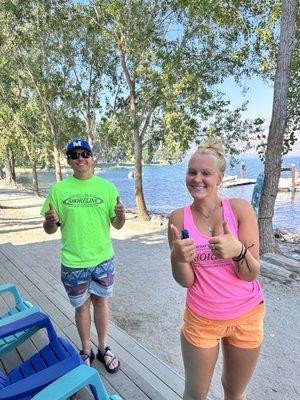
[194,138,226,175]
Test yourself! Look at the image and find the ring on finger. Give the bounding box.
[212,245,216,250]
[190,250,194,256]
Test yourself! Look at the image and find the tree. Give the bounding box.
[63,6,116,151]
[0,97,18,186]
[14,97,51,196]
[88,0,264,220]
[258,0,298,253]
[0,0,85,182]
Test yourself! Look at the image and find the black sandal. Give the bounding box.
[97,346,120,373]
[79,349,95,365]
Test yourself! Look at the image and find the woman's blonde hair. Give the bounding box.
[193,138,226,175]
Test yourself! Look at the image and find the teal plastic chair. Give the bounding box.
[0,283,40,356]
[31,365,123,400]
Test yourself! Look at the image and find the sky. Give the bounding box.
[223,76,300,156]
[223,76,274,121]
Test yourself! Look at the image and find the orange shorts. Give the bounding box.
[182,302,265,349]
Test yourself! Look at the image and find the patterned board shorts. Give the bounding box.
[61,257,115,308]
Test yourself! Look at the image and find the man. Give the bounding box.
[41,139,125,373]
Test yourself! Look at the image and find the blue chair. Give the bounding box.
[31,365,123,400]
[0,312,122,400]
[0,312,83,399]
[0,283,40,356]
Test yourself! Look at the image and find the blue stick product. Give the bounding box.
[181,229,189,239]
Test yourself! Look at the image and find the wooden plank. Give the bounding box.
[0,243,183,399]
[0,254,82,349]
[0,252,72,330]
[260,260,295,285]
[116,360,174,400]
[1,347,22,374]
[0,296,8,314]
[262,253,300,273]
[1,265,173,399]
[0,243,184,399]
[109,322,184,393]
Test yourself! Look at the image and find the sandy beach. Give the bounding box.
[0,182,299,400]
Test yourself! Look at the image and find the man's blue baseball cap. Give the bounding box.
[66,139,92,155]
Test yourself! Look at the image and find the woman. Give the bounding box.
[168,139,264,400]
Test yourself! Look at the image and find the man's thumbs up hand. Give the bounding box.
[115,196,125,218]
[44,203,59,225]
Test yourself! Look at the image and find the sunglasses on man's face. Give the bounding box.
[68,150,92,160]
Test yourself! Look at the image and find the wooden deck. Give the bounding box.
[0,242,184,400]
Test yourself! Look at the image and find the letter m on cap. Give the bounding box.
[73,140,82,147]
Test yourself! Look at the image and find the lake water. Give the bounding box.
[17,155,300,233]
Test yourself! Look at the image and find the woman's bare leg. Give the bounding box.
[221,341,261,400]
[181,332,219,400]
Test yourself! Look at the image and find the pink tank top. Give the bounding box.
[184,198,264,320]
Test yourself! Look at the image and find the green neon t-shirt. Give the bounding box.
[41,175,118,268]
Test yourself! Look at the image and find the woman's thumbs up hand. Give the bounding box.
[208,220,242,259]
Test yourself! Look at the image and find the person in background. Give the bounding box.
[41,139,125,373]
[168,138,264,400]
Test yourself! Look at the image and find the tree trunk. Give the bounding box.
[5,147,16,186]
[48,116,62,182]
[258,0,298,254]
[31,160,40,196]
[86,118,94,147]
[53,144,62,182]
[9,147,16,181]
[45,103,62,182]
[134,132,150,221]
[121,48,150,221]
[129,91,150,221]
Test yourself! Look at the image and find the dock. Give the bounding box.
[223,178,256,188]
[278,178,300,192]
[0,242,184,400]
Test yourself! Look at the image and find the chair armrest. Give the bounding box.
[31,365,106,400]
[0,312,56,341]
[0,356,81,400]
[0,283,22,305]
[0,306,40,327]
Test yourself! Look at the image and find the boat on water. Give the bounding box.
[128,170,135,179]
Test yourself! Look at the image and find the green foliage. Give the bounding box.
[88,0,269,165]
[0,0,297,176]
